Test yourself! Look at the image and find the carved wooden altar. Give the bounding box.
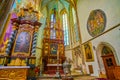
[42,9,65,73]
[0,2,41,79]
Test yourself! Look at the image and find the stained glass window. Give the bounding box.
[62,13,69,45]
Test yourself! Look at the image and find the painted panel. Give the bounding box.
[87,9,106,37]
[14,32,31,53]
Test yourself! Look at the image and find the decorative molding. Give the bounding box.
[82,23,120,45]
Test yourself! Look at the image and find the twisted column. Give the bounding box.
[31,26,39,56]
[5,23,18,55]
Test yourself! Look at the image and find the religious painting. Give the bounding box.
[14,32,31,53]
[83,42,94,62]
[50,43,58,55]
[87,9,106,37]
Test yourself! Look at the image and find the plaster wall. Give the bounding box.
[77,0,120,43]
[77,0,120,76]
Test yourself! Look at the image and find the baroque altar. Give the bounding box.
[0,2,41,80]
[42,8,65,74]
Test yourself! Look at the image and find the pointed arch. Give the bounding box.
[60,8,67,15]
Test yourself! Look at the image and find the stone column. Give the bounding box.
[31,26,39,56]
[5,23,18,55]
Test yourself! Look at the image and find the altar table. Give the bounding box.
[0,66,30,80]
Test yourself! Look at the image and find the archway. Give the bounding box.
[96,42,118,79]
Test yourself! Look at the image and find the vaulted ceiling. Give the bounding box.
[13,0,78,18]
[40,0,77,11]
[15,0,77,12]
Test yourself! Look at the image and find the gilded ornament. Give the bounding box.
[14,58,21,66]
[0,39,9,53]
[17,8,24,17]
[9,71,15,79]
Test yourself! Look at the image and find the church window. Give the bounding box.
[62,13,69,45]
[50,12,56,39]
[72,8,79,41]
[50,14,55,28]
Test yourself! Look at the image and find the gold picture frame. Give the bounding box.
[83,42,94,62]
[11,24,34,57]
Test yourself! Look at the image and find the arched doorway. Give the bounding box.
[101,46,116,79]
[96,42,118,79]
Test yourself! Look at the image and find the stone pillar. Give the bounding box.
[5,23,18,55]
[31,26,39,56]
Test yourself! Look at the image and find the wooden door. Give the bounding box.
[102,54,116,79]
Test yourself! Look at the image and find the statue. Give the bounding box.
[63,58,71,77]
[17,8,24,17]
[26,2,33,9]
[62,58,73,80]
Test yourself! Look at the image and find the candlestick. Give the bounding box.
[55,50,61,79]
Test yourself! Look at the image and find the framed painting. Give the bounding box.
[50,43,58,55]
[83,42,94,62]
[14,32,31,53]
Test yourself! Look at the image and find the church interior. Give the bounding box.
[0,0,120,80]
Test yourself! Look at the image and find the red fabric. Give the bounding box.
[34,67,40,74]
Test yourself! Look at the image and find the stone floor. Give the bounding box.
[28,71,98,80]
[36,74,97,80]
[37,76,96,80]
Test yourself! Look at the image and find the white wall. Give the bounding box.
[77,0,120,76]
[84,46,100,76]
[77,0,120,43]
[92,26,120,65]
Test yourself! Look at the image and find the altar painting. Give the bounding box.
[83,42,94,62]
[14,32,31,53]
[50,43,58,55]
